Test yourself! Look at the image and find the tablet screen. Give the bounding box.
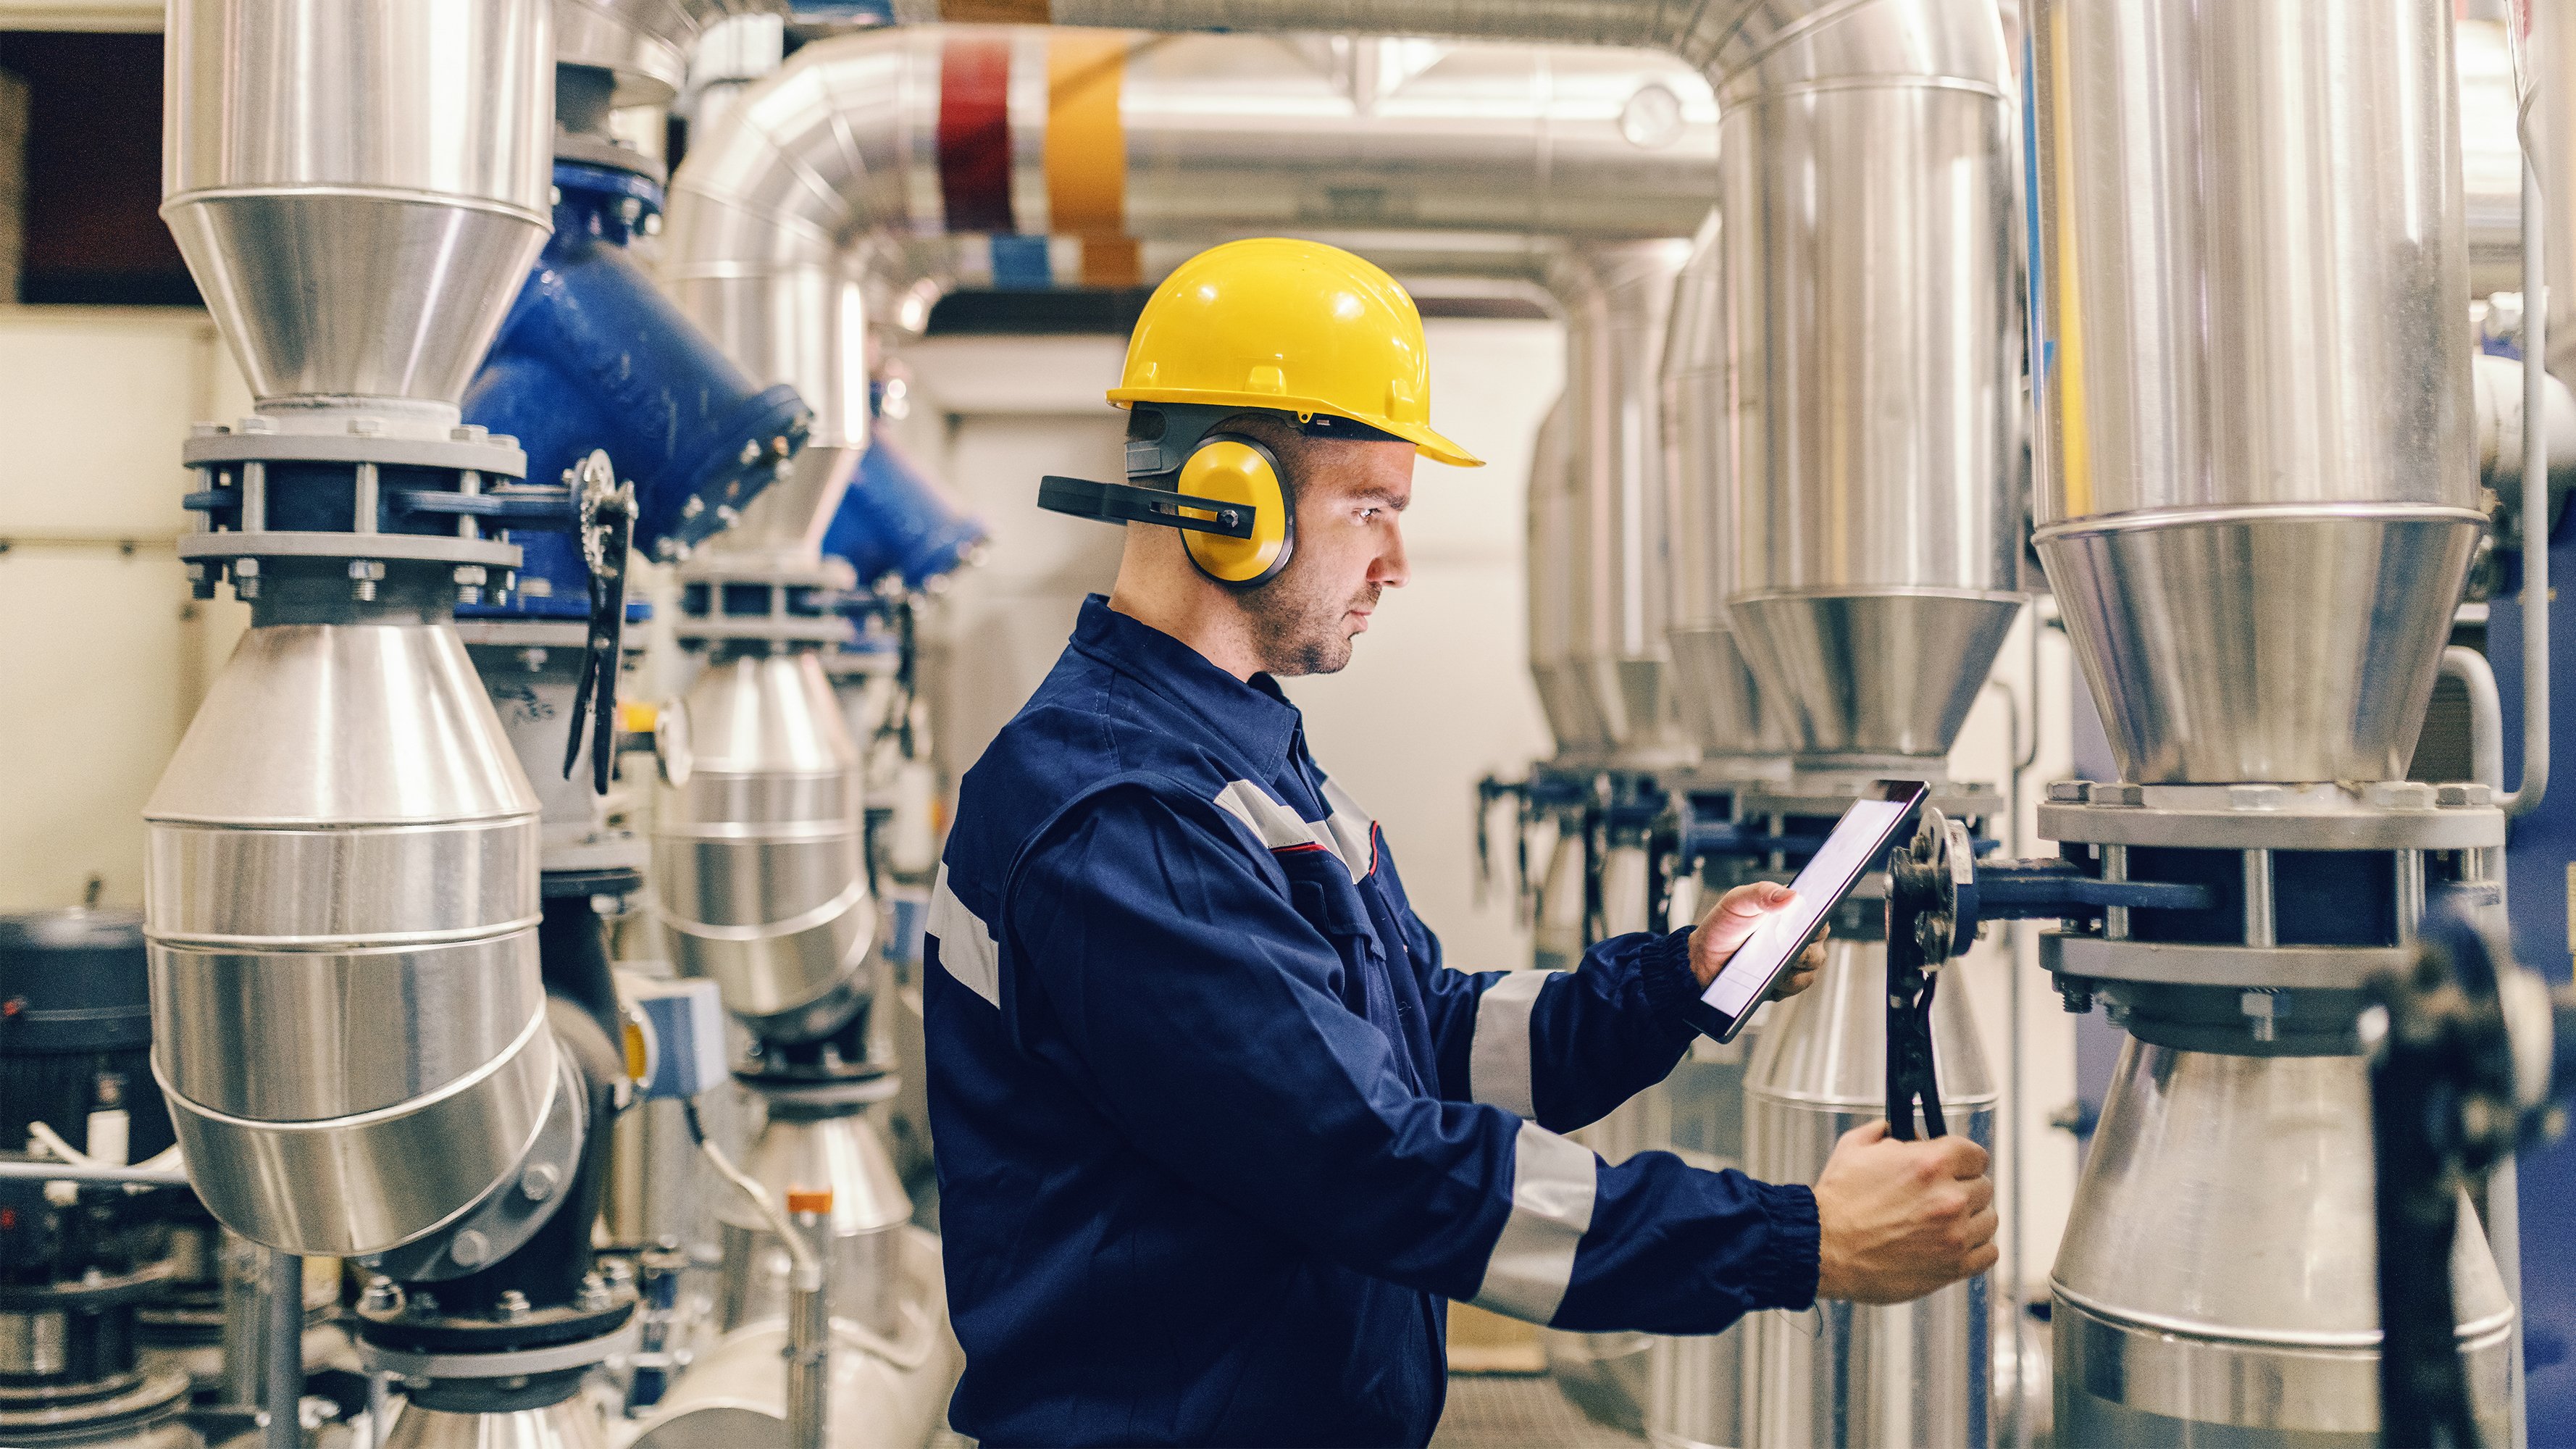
[1694,782,1927,1032]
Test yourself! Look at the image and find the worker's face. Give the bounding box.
[1242,435,1415,677]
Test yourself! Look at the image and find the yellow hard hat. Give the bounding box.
[1108,238,1485,469]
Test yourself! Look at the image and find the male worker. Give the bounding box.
[926,238,1997,1448]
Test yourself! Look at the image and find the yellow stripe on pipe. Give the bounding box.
[1047,31,1139,287]
[2046,13,2092,518]
[942,0,1049,20]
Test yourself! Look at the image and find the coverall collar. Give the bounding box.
[1069,593,1303,764]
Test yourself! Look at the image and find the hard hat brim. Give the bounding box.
[1108,388,1486,468]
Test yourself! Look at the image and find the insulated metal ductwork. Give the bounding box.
[1661,206,1791,760]
[663,25,1724,529]
[556,0,787,107]
[897,0,2023,769]
[1540,238,1695,763]
[2033,0,2478,785]
[2023,3,2517,1443]
[145,0,575,1266]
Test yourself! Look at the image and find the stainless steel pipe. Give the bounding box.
[1661,206,1790,760]
[664,25,1720,542]
[2030,0,2483,785]
[653,650,877,1042]
[162,0,552,411]
[1544,239,1695,761]
[146,0,566,1261]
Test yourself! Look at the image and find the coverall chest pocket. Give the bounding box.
[1281,854,1384,1021]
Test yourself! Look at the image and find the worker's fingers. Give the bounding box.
[1711,880,1797,919]
[1957,1206,2000,1252]
[1936,1135,1992,1179]
[1959,1172,1995,1216]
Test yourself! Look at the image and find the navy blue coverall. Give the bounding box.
[927,597,1820,1448]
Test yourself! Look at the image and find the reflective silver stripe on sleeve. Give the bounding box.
[1471,1119,1599,1326]
[1318,778,1376,880]
[1214,778,1375,882]
[926,864,1001,1006]
[1213,780,1318,851]
[1468,969,1557,1119]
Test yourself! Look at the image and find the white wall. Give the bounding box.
[900,320,1563,974]
[0,306,251,911]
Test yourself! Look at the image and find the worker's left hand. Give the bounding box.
[1688,881,1828,999]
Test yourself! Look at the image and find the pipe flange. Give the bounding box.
[183,428,529,477]
[177,531,524,569]
[351,1051,587,1285]
[670,616,858,648]
[0,1366,192,1437]
[357,1313,639,1381]
[2038,780,2504,851]
[2043,932,2414,992]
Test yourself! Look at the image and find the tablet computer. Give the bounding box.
[1680,780,1928,1043]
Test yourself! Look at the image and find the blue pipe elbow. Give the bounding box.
[461,160,812,616]
[824,429,990,593]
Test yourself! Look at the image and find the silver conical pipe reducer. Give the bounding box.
[145,0,574,1266]
[653,648,877,1043]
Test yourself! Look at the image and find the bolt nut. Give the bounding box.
[2436,782,2493,808]
[348,559,387,581]
[577,1274,614,1312]
[519,1163,561,1203]
[619,196,644,224]
[739,440,761,465]
[409,1290,441,1319]
[348,417,384,437]
[191,422,220,438]
[2047,780,2088,804]
[359,1277,403,1314]
[2362,781,2435,810]
[453,565,488,585]
[239,415,276,435]
[451,424,490,443]
[2091,783,2144,808]
[2228,785,2286,811]
[448,1229,491,1269]
[497,1290,532,1320]
[2057,980,2095,1014]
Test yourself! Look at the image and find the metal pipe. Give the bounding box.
[0,1158,193,1185]
[687,1101,826,1449]
[2449,643,2508,798]
[2510,141,2553,818]
[1543,239,1696,761]
[663,26,1723,557]
[264,1250,301,1449]
[2442,636,2529,1449]
[149,0,571,1264]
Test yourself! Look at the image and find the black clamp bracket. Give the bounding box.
[564,451,635,796]
[1882,808,2212,1140]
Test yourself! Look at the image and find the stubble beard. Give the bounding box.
[1246,571,1380,677]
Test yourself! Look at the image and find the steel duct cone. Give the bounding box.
[143,626,558,1257]
[653,651,877,1043]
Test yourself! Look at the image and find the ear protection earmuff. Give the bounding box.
[1035,406,1297,590]
[1173,433,1292,586]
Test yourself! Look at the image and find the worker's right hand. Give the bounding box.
[1810,1120,1999,1304]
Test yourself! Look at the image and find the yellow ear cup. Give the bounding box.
[1176,437,1291,585]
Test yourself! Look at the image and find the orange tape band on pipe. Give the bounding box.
[1046,32,1139,287]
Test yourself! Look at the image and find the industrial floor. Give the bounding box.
[1430,1376,1646,1449]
